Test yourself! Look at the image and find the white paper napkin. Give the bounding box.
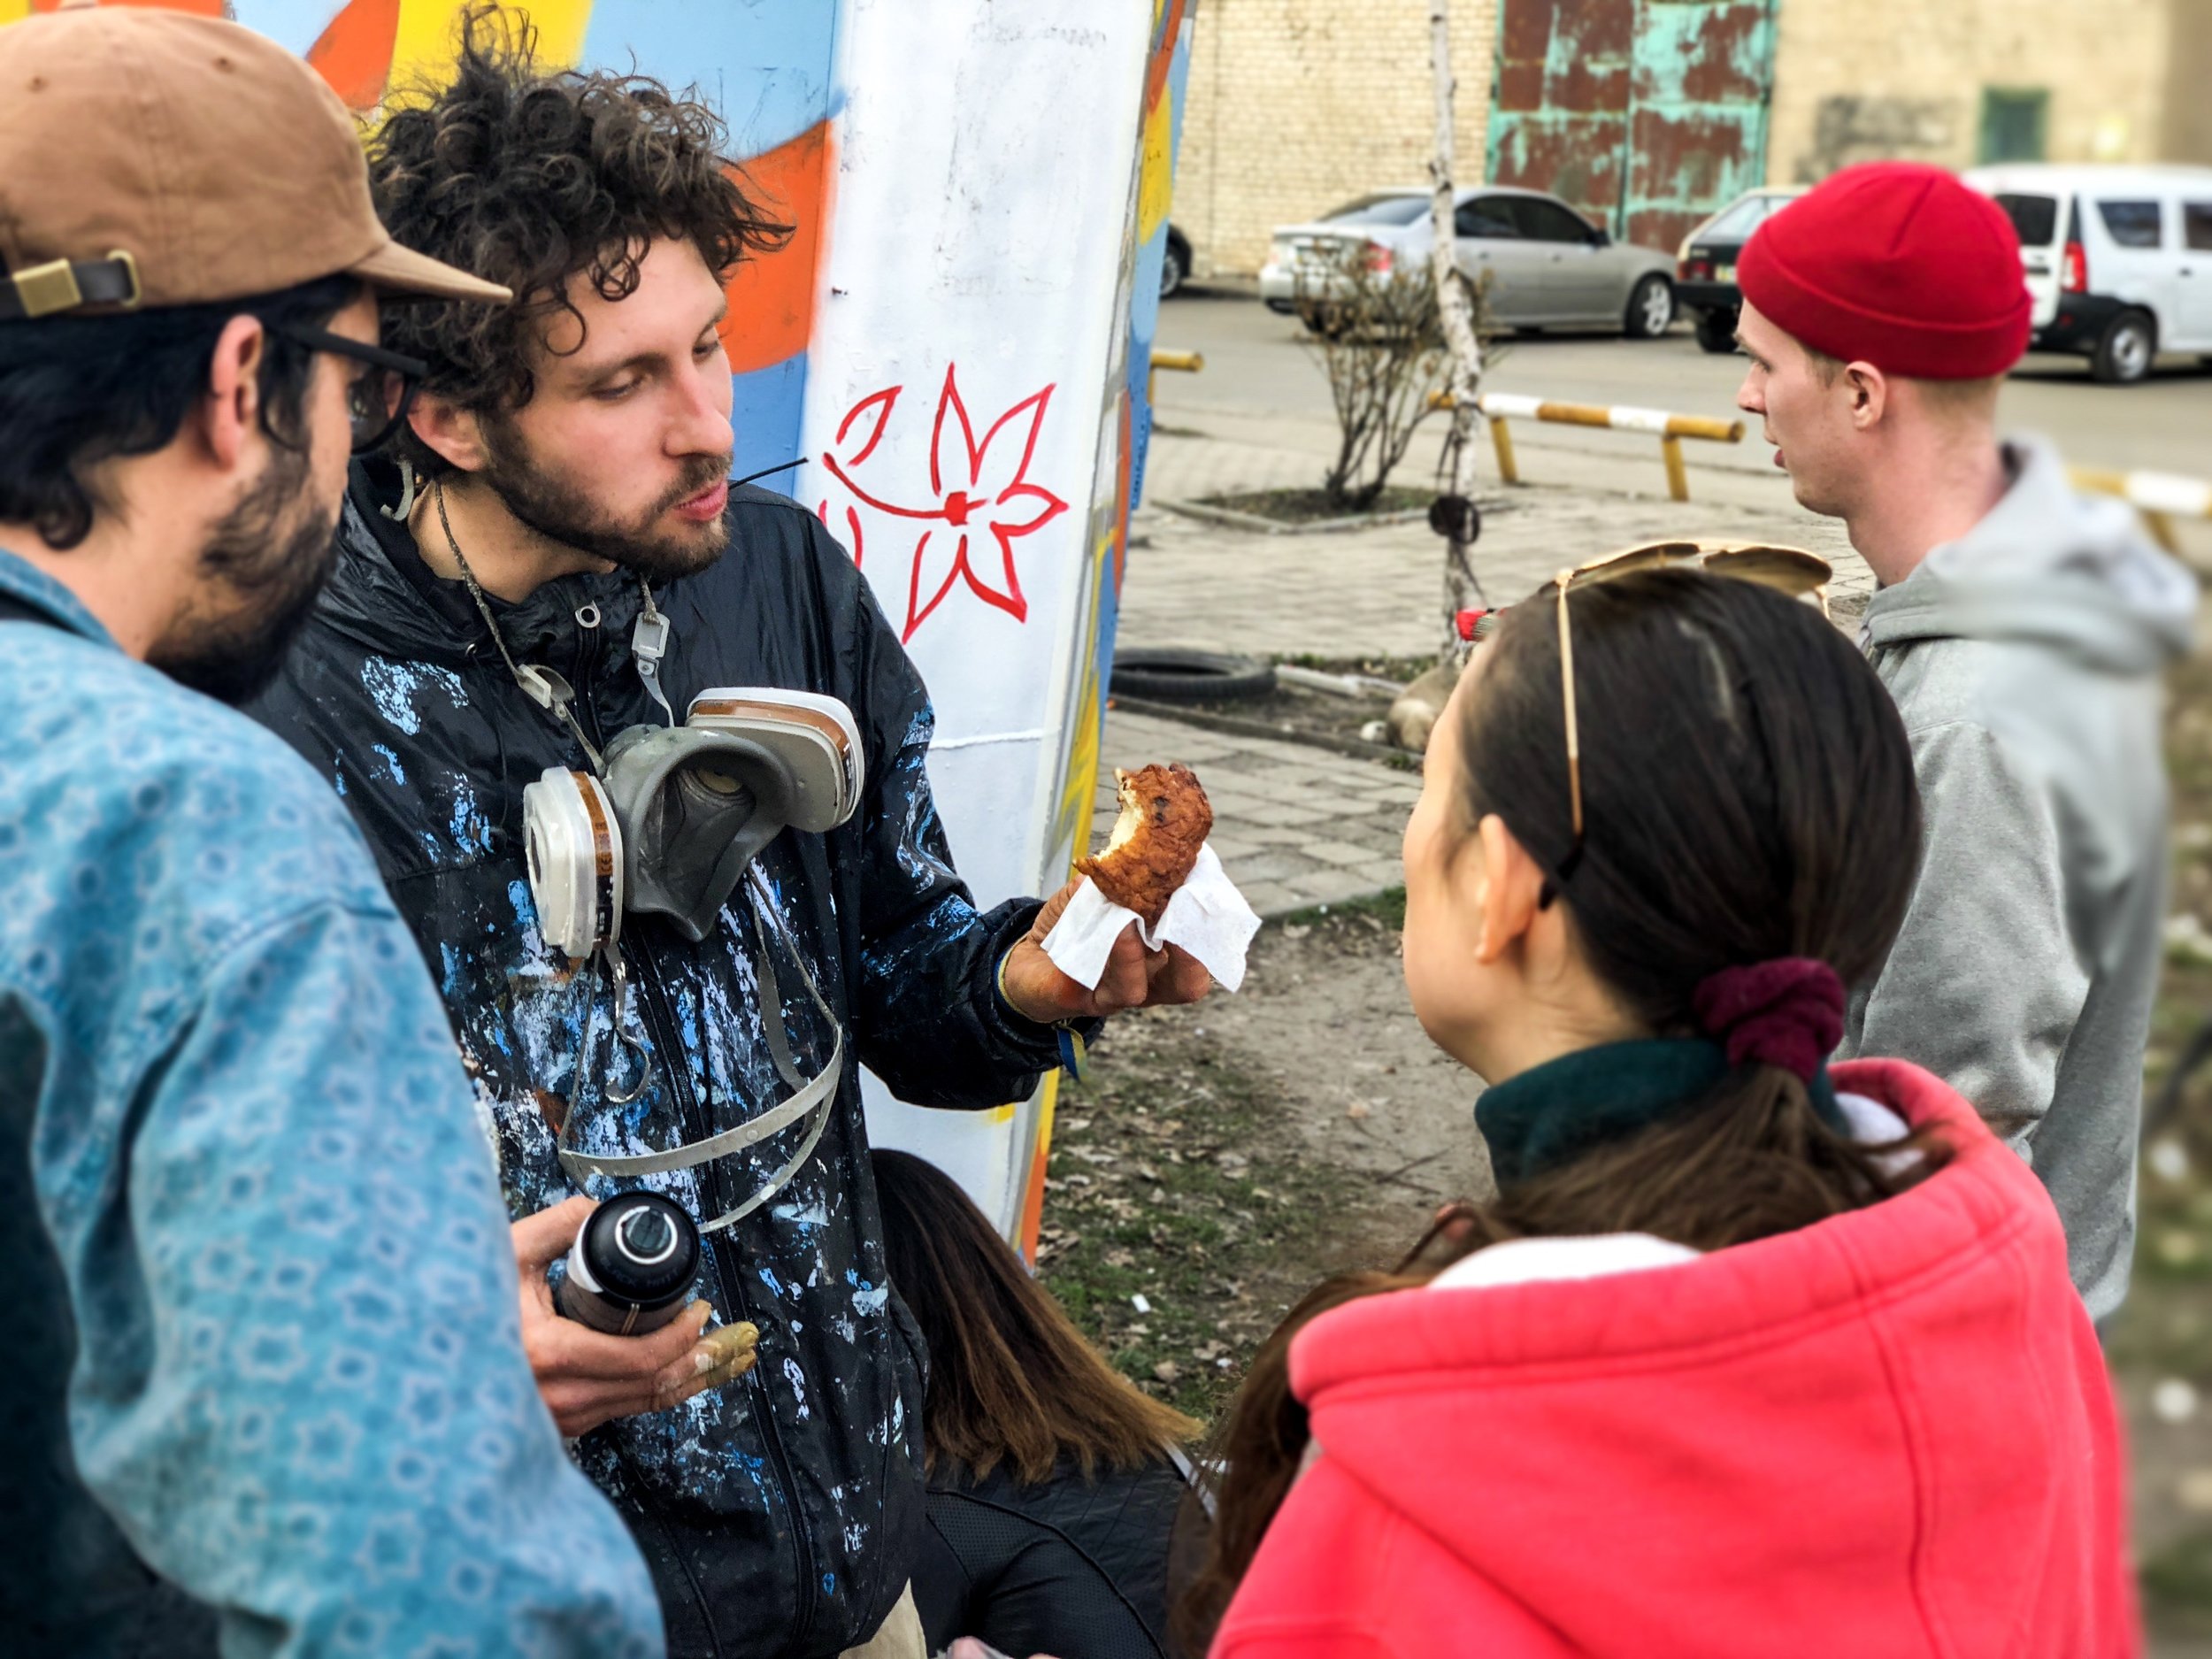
[1041,844,1263,994]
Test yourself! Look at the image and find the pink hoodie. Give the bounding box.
[1212,1060,2137,1659]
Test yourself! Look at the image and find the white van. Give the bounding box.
[1963,163,2212,384]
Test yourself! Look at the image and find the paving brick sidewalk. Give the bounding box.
[1124,418,1873,663]
[1094,420,1878,926]
[1095,708,1417,918]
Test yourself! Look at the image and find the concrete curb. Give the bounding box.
[1109,694,1413,767]
[1155,497,1432,536]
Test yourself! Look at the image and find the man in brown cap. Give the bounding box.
[0,9,666,1654]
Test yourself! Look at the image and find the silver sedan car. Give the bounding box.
[1260,186,1678,337]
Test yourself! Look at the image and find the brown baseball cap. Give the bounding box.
[0,4,509,320]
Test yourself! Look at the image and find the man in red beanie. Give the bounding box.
[1736,159,2197,1324]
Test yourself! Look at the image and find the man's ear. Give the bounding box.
[1844,360,1889,431]
[1471,812,1547,964]
[407,393,490,475]
[196,314,269,475]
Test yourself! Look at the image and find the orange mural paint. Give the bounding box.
[306,0,403,111]
[1141,0,1186,115]
[719,119,833,375]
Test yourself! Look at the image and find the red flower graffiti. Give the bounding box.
[818,365,1068,643]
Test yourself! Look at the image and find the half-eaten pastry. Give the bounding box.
[1077,764,1214,927]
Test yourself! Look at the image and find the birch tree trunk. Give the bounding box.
[1427,0,1486,662]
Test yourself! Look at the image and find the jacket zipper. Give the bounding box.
[628,935,821,1649]
[573,619,823,1649]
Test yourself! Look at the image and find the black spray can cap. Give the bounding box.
[558,1191,701,1334]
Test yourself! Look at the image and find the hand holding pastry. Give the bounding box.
[1000,764,1227,1021]
[1001,877,1211,1019]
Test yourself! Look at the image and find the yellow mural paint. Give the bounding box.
[0,1,35,27]
[1136,89,1173,244]
[388,0,591,99]
[1017,1068,1061,1261]
[1049,535,1114,866]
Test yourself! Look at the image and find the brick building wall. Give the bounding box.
[1177,0,2210,280]
[1175,0,1501,279]
[1766,0,2207,182]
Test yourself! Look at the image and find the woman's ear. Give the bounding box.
[406,393,489,475]
[1471,812,1547,964]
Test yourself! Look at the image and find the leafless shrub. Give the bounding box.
[1293,250,1498,515]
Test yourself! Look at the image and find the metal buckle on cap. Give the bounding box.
[106,250,142,311]
[7,251,141,318]
[11,258,81,319]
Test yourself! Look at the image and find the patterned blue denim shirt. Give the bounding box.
[0,548,664,1657]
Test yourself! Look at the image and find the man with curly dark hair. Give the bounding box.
[247,18,1210,1659]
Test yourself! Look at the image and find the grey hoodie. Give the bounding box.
[1843,435,2197,1322]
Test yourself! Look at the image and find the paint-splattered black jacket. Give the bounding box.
[249,462,1067,1659]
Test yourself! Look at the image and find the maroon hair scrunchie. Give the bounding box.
[1691,958,1846,1082]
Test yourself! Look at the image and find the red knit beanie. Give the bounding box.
[1737,161,2031,380]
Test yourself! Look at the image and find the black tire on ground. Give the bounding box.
[1110,649,1278,703]
[1160,234,1188,299]
[1624,273,1675,339]
[2091,310,2156,384]
[1694,307,1740,354]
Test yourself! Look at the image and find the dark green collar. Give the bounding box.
[1475,1039,1844,1188]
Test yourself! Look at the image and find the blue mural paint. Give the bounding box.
[579,2,840,157]
[371,744,406,785]
[730,356,811,495]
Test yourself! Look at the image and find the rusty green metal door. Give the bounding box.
[1488,0,1776,256]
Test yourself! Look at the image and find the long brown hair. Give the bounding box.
[1178,572,1944,1647]
[872,1148,1197,1484]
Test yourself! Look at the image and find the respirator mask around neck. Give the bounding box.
[522,687,864,957]
[517,686,865,1233]
[433,476,864,1233]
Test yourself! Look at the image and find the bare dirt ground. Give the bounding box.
[1036,892,1485,1418]
[1041,651,2212,1653]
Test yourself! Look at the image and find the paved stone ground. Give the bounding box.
[1125,414,1873,662]
[1094,708,1418,919]
[1094,417,1880,922]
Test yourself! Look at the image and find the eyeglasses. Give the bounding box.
[1477,540,1833,903]
[267,321,429,455]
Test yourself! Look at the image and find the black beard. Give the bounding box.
[479,417,731,585]
[148,444,336,706]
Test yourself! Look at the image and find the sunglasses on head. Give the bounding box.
[1463,540,1835,904]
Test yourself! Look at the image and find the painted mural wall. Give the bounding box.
[1486,0,1775,254]
[0,0,1194,1255]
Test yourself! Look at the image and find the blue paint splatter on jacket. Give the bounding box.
[0,549,664,1658]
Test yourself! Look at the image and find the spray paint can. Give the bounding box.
[556,1191,701,1335]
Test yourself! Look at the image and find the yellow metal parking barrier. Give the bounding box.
[1433,391,1744,503]
[2070,466,2212,555]
[1148,348,1204,406]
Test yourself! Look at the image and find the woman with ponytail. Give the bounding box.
[1185,565,2135,1659]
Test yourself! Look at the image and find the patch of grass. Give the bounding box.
[1277,886,1408,932]
[1275,651,1438,687]
[1038,1012,1342,1424]
[2144,1530,2212,1637]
